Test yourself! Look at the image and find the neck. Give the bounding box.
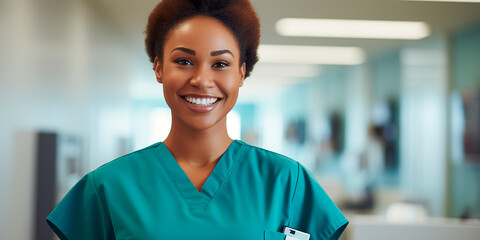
[163,117,233,167]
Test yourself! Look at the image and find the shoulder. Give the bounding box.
[236,140,300,175]
[91,142,164,183]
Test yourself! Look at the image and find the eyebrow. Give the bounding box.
[211,49,234,57]
[170,47,196,56]
[170,47,234,58]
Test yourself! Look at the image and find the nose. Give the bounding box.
[189,64,215,89]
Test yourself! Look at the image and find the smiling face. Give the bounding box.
[155,15,246,132]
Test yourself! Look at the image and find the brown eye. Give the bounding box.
[212,61,230,68]
[175,58,193,66]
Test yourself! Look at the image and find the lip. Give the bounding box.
[180,94,223,113]
[181,93,222,99]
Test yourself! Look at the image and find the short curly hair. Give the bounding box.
[145,0,260,78]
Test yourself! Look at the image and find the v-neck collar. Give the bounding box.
[156,140,246,209]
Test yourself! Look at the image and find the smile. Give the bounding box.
[184,96,220,106]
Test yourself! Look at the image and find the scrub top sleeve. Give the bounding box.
[290,163,348,240]
[46,172,115,240]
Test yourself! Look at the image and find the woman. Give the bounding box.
[47,0,348,239]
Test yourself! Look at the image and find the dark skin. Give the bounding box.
[154,16,246,191]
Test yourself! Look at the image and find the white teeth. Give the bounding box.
[185,96,218,106]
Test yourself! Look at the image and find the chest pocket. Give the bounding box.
[264,230,286,240]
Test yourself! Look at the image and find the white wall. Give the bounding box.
[399,37,449,217]
[0,0,133,239]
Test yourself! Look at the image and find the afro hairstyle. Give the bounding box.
[145,0,260,78]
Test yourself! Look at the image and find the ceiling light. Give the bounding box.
[276,18,431,40]
[258,44,365,65]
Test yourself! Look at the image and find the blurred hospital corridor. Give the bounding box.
[1,0,480,239]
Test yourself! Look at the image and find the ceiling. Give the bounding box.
[92,0,480,58]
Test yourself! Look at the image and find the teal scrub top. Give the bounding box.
[47,140,348,240]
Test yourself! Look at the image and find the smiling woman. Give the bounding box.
[45,0,348,239]
[157,16,245,135]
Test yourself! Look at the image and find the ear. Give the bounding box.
[154,57,163,83]
[239,62,246,87]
